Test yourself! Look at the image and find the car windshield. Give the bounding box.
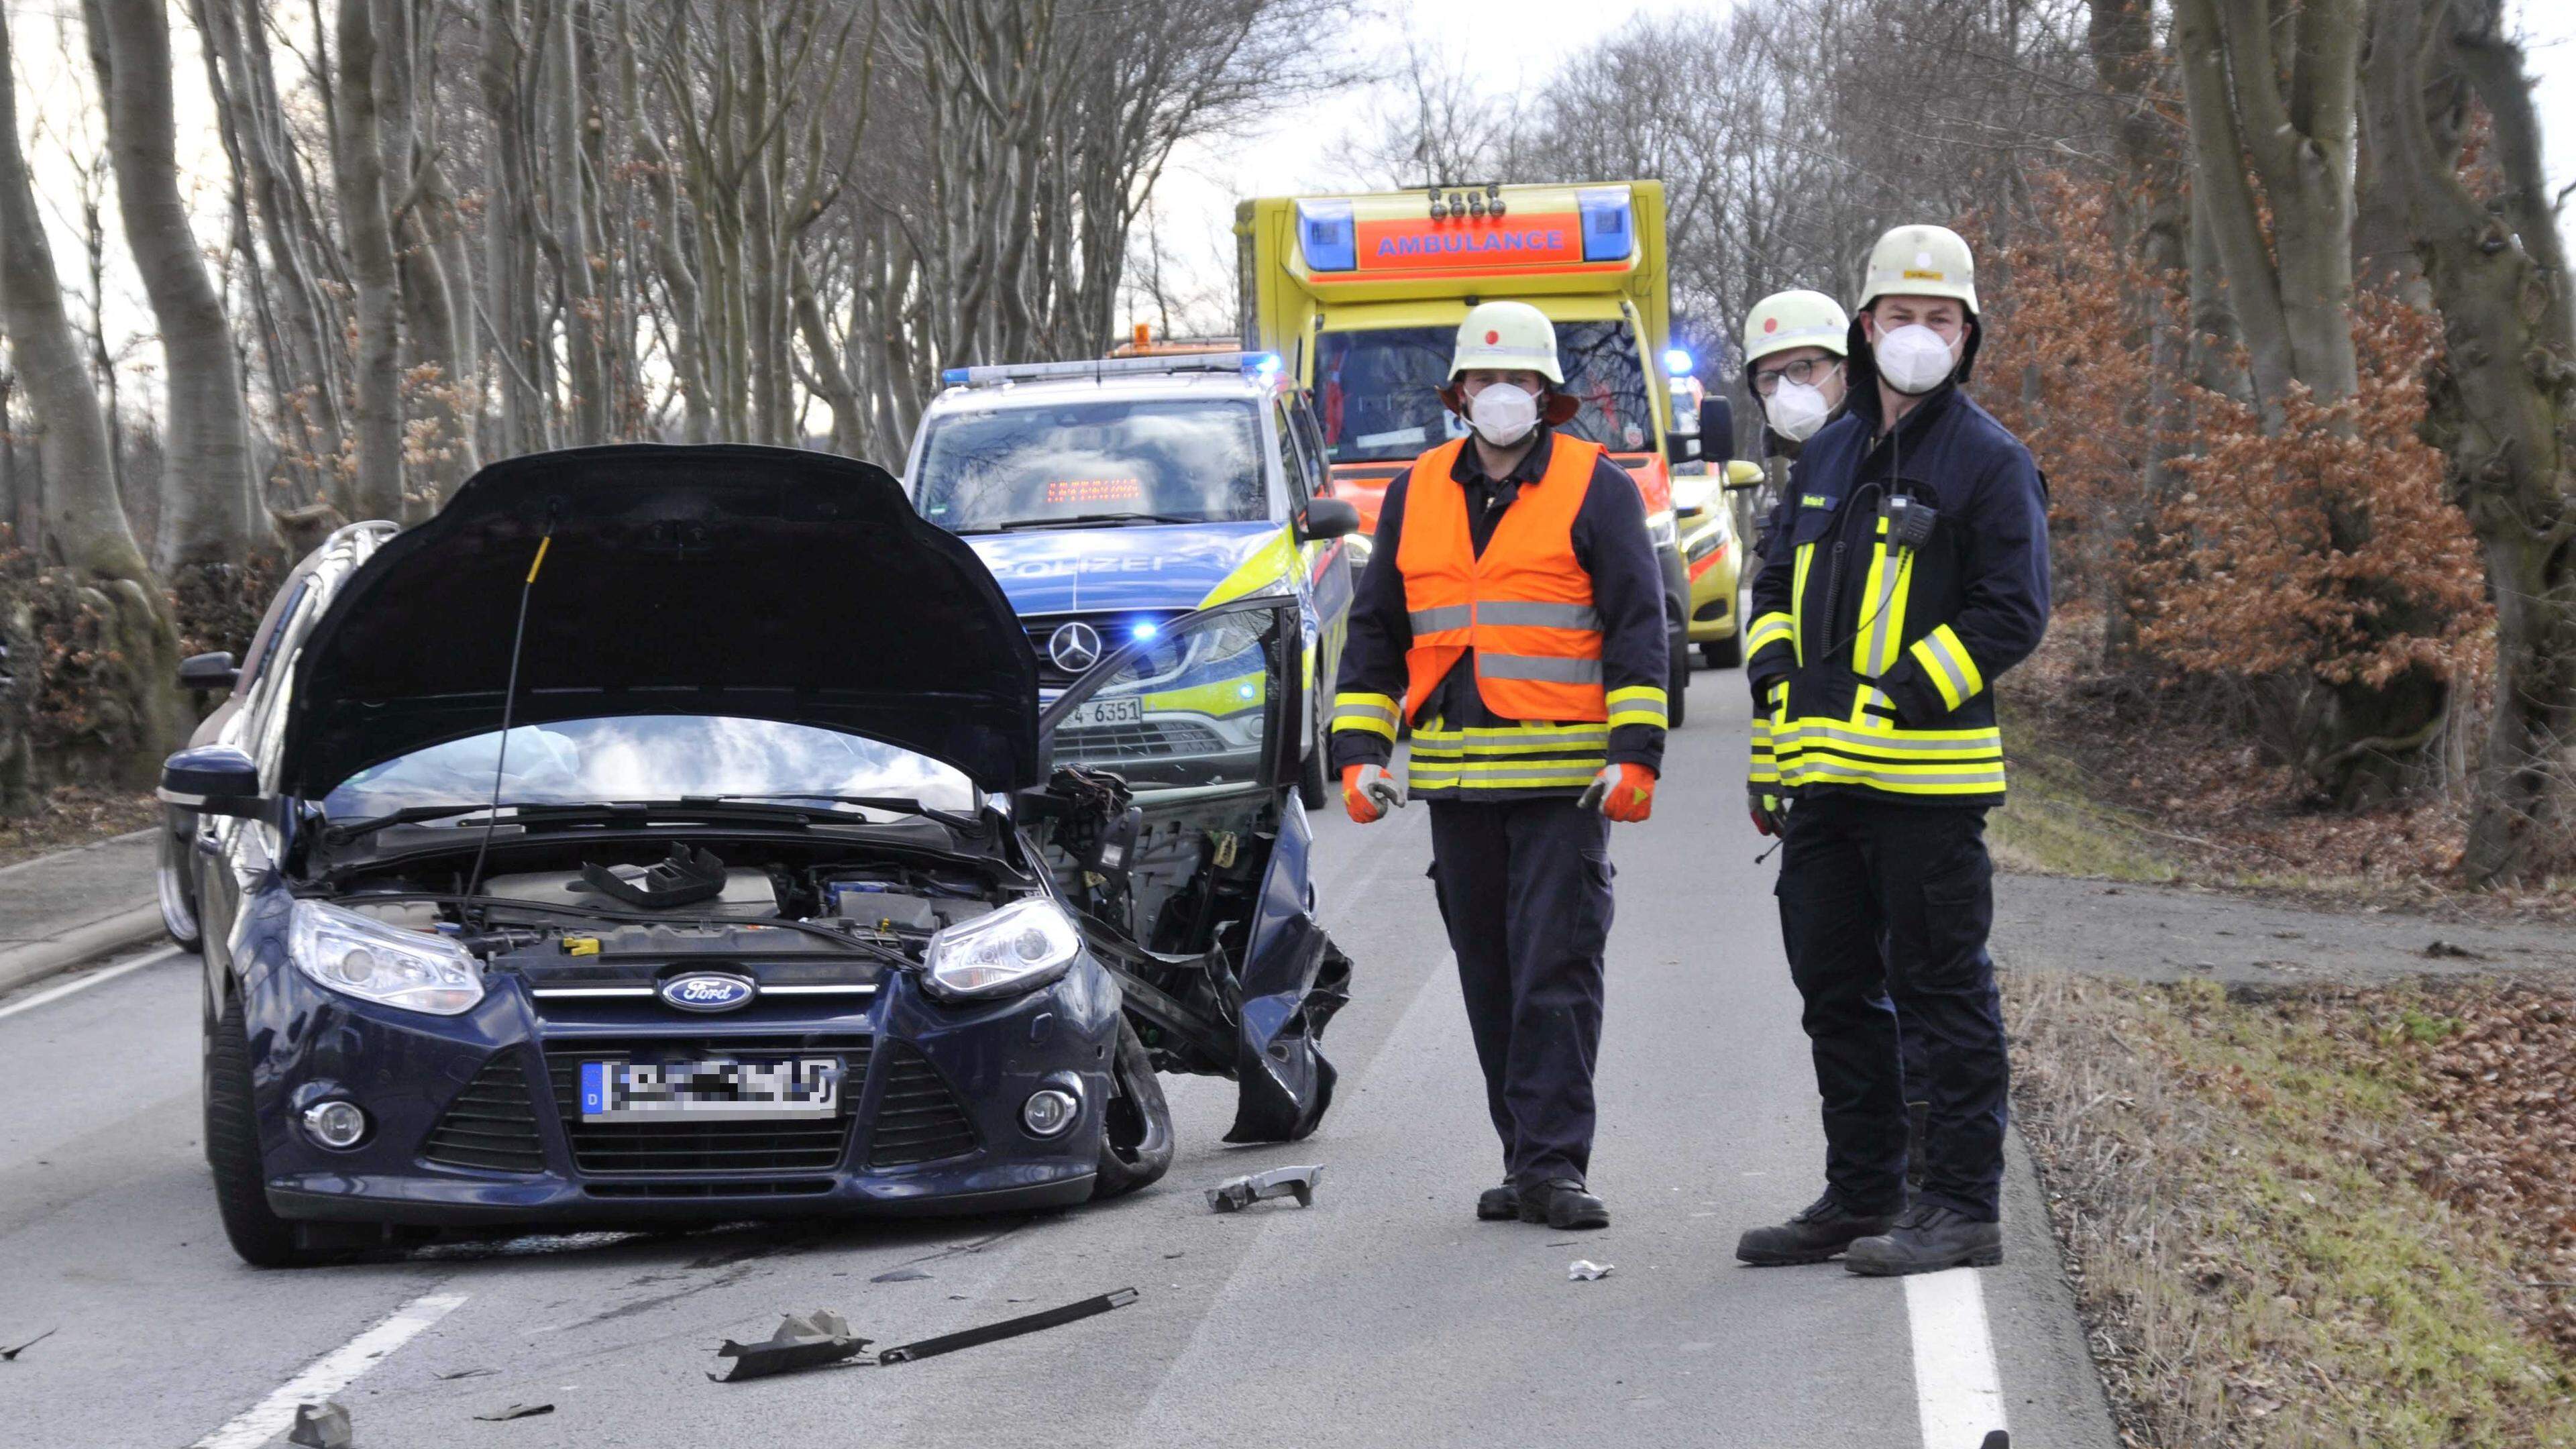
[1316,321,1655,463]
[319,716,976,820]
[912,397,1269,531]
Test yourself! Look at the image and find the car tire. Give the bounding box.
[158,813,204,952]
[1703,635,1742,669]
[1297,745,1329,812]
[1091,1016,1174,1200]
[205,992,336,1267]
[1666,633,1690,727]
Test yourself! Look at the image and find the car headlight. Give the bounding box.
[290,899,484,1015]
[1646,509,1679,550]
[923,898,1080,1001]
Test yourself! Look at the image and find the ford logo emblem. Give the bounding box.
[659,973,756,1013]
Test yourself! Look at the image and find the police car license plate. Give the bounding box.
[1065,697,1142,729]
[579,1057,842,1122]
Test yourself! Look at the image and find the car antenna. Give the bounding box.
[464,512,557,916]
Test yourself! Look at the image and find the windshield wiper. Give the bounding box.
[325,798,822,847]
[991,511,1199,531]
[705,794,981,833]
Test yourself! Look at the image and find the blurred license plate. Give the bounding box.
[1065,697,1142,729]
[579,1057,841,1122]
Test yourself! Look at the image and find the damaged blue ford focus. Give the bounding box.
[159,444,1350,1267]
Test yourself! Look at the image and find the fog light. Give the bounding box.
[1021,1088,1079,1138]
[303,1099,368,1149]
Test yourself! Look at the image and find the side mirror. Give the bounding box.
[1723,460,1768,491]
[1300,496,1360,542]
[158,745,264,818]
[1697,396,1735,466]
[1663,429,1696,467]
[178,651,239,692]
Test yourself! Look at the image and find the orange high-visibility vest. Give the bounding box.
[1395,437,1607,724]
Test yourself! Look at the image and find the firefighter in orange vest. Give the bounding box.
[1329,301,1671,1232]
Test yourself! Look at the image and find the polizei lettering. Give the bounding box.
[1376,229,1567,259]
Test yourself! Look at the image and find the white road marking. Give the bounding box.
[1906,1267,2007,1448]
[0,945,180,1021]
[190,1290,469,1449]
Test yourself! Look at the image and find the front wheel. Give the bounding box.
[1297,746,1329,811]
[205,994,339,1267]
[1666,633,1691,728]
[1703,634,1742,669]
[1090,1017,1174,1199]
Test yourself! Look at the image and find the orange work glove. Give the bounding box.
[1578,763,1658,822]
[1341,763,1405,824]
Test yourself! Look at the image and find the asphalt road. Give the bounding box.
[0,674,2116,1449]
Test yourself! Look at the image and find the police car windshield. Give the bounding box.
[914,398,1267,532]
[1317,322,1655,463]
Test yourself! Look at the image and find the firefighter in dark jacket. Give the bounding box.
[1733,225,2051,1275]
[1329,301,1670,1232]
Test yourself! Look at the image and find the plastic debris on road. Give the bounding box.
[877,1288,1138,1364]
[870,1268,933,1283]
[473,1403,555,1421]
[0,1328,54,1361]
[282,1401,352,1449]
[1205,1165,1321,1213]
[710,1310,872,1383]
[1567,1260,1615,1281]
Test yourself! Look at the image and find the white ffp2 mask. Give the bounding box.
[1873,323,1959,395]
[1765,378,1834,441]
[1466,383,1540,446]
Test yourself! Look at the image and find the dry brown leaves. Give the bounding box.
[0,784,160,869]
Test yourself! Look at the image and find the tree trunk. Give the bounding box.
[2365,0,2576,883]
[0,4,184,777]
[335,0,407,522]
[90,0,264,570]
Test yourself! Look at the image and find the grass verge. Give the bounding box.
[2006,970,2576,1447]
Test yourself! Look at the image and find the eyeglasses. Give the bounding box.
[1750,358,1842,394]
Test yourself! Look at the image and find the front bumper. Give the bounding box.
[239,953,1122,1227]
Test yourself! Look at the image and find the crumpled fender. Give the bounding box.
[1224,798,1352,1143]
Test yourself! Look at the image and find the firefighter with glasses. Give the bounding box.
[1329,301,1670,1232]
[1733,226,2051,1275]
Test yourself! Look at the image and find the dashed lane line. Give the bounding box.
[190,1290,470,1449]
[1907,1266,2008,1448]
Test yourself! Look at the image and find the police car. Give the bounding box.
[904,352,1360,806]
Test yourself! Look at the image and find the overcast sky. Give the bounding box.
[6,0,2576,376]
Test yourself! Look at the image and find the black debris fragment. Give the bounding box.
[1979,1434,2008,1449]
[710,1311,873,1383]
[285,1401,352,1449]
[2424,938,2489,961]
[0,1328,54,1361]
[473,1403,555,1422]
[870,1268,932,1283]
[877,1289,1139,1364]
[434,1366,496,1381]
[1205,1165,1320,1213]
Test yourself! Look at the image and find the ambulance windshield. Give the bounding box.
[913,398,1269,532]
[1316,322,1655,463]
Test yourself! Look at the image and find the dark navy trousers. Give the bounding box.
[1776,793,2008,1220]
[1426,798,1614,1191]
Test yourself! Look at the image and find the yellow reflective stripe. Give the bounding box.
[1790,543,1813,665]
[1199,527,1301,606]
[1907,624,1983,710]
[1780,756,2006,794]
[1745,610,1794,659]
[1604,684,1668,730]
[1331,692,1401,739]
[1857,527,1912,679]
[1748,714,1778,786]
[1413,720,1611,740]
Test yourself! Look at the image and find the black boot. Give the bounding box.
[1735,1191,1900,1266]
[1844,1203,2003,1276]
[1517,1179,1609,1230]
[1475,1181,1519,1222]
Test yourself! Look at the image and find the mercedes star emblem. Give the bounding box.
[1049,621,1104,674]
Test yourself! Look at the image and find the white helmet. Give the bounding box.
[1743,290,1850,370]
[1858,224,1979,317]
[1450,301,1564,386]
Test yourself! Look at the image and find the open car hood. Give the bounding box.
[278,445,1042,800]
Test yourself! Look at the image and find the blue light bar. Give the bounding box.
[1577,186,1635,263]
[941,368,970,385]
[1246,352,1283,380]
[1296,199,1358,272]
[1664,348,1693,377]
[1130,621,1161,641]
